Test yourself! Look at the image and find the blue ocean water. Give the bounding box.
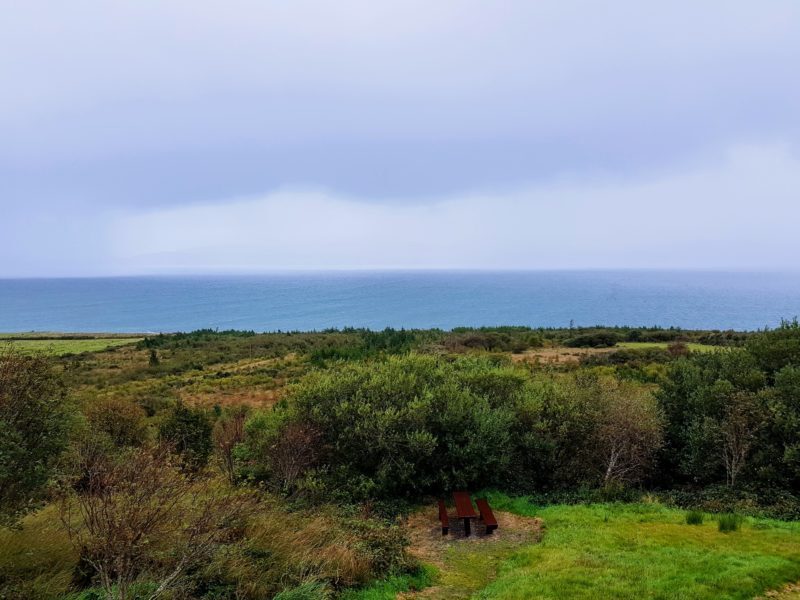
[0,271,798,333]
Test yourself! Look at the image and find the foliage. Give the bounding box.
[203,503,416,598]
[159,404,213,471]
[5,323,800,599]
[85,396,148,447]
[747,319,800,375]
[0,350,71,525]
[212,408,247,484]
[283,354,519,500]
[566,331,621,348]
[59,444,253,600]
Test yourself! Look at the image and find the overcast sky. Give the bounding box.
[2,1,799,276]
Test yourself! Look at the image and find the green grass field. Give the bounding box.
[0,337,141,356]
[617,341,719,353]
[467,494,800,600]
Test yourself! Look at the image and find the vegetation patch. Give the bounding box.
[474,494,800,600]
[0,337,141,356]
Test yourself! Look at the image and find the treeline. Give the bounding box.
[232,321,800,514]
[127,325,750,375]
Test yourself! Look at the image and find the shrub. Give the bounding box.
[159,403,213,471]
[287,354,517,500]
[567,332,620,348]
[0,351,71,525]
[85,397,147,447]
[685,510,704,525]
[718,513,743,533]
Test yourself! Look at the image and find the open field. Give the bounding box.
[511,341,720,365]
[372,495,800,600]
[617,341,720,352]
[0,337,142,356]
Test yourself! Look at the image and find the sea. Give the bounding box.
[0,271,798,333]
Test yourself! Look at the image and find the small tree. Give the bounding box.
[159,404,212,471]
[720,392,761,487]
[0,350,70,525]
[60,444,252,600]
[593,380,663,486]
[270,421,321,494]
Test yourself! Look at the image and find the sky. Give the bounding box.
[2,1,799,276]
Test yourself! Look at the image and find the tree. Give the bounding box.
[766,366,800,486]
[0,350,70,525]
[656,350,766,486]
[60,444,252,600]
[593,380,663,486]
[159,404,212,471]
[720,392,762,487]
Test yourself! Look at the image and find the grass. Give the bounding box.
[718,513,743,533]
[339,566,436,600]
[686,510,705,525]
[465,493,800,600]
[0,505,77,599]
[617,342,719,352]
[0,337,141,356]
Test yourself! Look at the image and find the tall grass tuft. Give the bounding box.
[718,513,743,533]
[274,581,330,600]
[685,510,704,525]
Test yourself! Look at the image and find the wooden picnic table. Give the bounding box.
[453,491,478,536]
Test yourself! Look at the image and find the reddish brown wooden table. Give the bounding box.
[453,491,478,536]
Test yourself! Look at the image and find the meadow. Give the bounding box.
[0,336,142,356]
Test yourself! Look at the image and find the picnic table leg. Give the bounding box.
[464,518,471,536]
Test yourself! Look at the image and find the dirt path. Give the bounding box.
[511,346,613,365]
[760,582,800,599]
[400,505,543,599]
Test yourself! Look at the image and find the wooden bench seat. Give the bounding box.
[438,499,450,535]
[476,498,498,534]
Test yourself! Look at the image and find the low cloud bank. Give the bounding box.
[107,143,800,273]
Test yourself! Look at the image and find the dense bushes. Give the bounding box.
[285,355,519,500]
[237,355,665,502]
[567,331,621,348]
[5,322,800,599]
[0,351,71,525]
[656,322,800,496]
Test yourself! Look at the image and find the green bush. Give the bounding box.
[566,332,620,348]
[0,351,71,525]
[685,510,704,525]
[285,354,519,500]
[718,513,743,533]
[158,403,212,471]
